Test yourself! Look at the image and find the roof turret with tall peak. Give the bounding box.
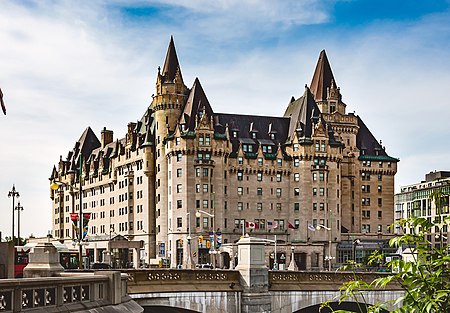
[310,50,336,103]
[161,36,182,83]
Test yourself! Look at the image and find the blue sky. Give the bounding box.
[1,0,450,237]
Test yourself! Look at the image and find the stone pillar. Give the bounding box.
[23,242,64,278]
[235,236,271,313]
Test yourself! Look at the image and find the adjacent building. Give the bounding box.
[395,171,450,245]
[50,37,398,269]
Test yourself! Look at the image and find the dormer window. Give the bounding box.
[270,133,276,140]
[232,131,238,138]
[252,132,257,139]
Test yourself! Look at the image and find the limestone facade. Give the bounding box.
[50,38,398,269]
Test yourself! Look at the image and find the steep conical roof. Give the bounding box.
[162,36,182,83]
[310,50,336,102]
[180,78,214,131]
[77,127,101,161]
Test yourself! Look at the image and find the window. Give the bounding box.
[177,168,182,177]
[238,187,243,195]
[203,168,209,177]
[199,135,204,146]
[313,173,317,181]
[315,142,320,151]
[203,217,208,228]
[294,173,300,181]
[313,188,317,196]
[257,203,263,211]
[177,184,182,193]
[277,158,282,166]
[294,203,300,211]
[237,171,243,181]
[205,135,210,146]
[319,172,325,181]
[258,157,263,166]
[378,173,383,181]
[257,188,263,196]
[294,219,300,229]
[196,184,200,193]
[293,143,299,152]
[378,185,382,193]
[294,188,300,196]
[313,203,317,211]
[276,203,282,211]
[378,198,382,206]
[177,200,182,209]
[362,224,370,233]
[238,202,243,211]
[257,172,263,181]
[177,217,182,228]
[378,211,382,218]
[238,157,243,165]
[276,188,282,197]
[319,188,325,196]
[203,200,208,208]
[276,173,282,182]
[203,184,208,193]
[177,153,182,162]
[319,203,325,211]
[196,168,201,177]
[294,158,299,167]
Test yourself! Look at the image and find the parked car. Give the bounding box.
[196,264,213,269]
[90,262,111,269]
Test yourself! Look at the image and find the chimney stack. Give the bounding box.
[101,127,113,148]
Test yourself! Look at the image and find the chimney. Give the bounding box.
[101,127,113,148]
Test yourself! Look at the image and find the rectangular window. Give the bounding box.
[238,157,243,165]
[203,168,209,177]
[203,184,208,193]
[177,168,182,177]
[294,158,299,167]
[277,158,282,166]
[196,184,200,193]
[276,173,282,182]
[257,203,263,211]
[319,172,325,181]
[320,203,325,211]
[293,143,299,151]
[294,203,300,211]
[276,203,282,211]
[199,136,204,146]
[313,203,317,211]
[294,173,300,181]
[313,173,317,181]
[177,184,182,193]
[203,217,208,228]
[257,188,263,196]
[294,219,300,229]
[378,198,382,206]
[294,188,300,196]
[203,200,208,208]
[205,134,210,146]
[276,188,282,197]
[177,200,182,209]
[257,172,263,181]
[238,187,243,195]
[238,202,243,211]
[237,171,243,181]
[258,157,263,166]
[313,188,317,196]
[177,153,182,162]
[319,188,325,196]
[177,217,182,228]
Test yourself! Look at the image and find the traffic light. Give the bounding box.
[198,235,203,245]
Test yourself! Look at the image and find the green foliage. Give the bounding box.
[329,216,450,313]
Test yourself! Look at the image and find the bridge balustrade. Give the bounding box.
[269,271,403,291]
[123,269,242,293]
[0,272,131,312]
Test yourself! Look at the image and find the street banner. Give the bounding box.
[70,213,79,240]
[82,212,91,239]
[216,231,222,248]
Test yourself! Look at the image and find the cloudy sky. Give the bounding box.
[1,0,450,238]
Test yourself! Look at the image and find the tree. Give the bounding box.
[323,216,450,313]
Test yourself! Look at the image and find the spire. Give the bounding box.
[161,36,182,83]
[180,78,214,131]
[310,50,336,102]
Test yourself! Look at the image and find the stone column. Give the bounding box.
[23,242,64,278]
[235,236,271,313]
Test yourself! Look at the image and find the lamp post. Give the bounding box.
[50,161,83,269]
[186,212,194,269]
[15,202,24,245]
[8,185,20,245]
[353,239,361,265]
[196,210,215,268]
[288,245,298,271]
[317,224,332,271]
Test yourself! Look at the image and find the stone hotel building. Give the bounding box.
[50,37,398,269]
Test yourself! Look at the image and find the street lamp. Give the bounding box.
[15,202,24,245]
[317,224,333,271]
[8,185,20,245]
[353,239,361,265]
[196,210,216,268]
[185,212,194,269]
[288,245,298,271]
[51,163,83,269]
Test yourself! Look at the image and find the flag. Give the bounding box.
[267,221,273,229]
[308,224,316,231]
[0,88,6,115]
[70,213,80,240]
[82,212,91,239]
[288,222,295,229]
[273,221,278,229]
[246,222,256,229]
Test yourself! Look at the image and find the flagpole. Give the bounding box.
[242,220,245,237]
[274,234,278,270]
[78,155,83,269]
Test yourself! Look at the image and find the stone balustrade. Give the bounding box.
[0,271,141,312]
[269,271,403,291]
[123,269,242,293]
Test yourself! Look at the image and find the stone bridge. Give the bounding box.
[126,268,403,312]
[126,237,404,313]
